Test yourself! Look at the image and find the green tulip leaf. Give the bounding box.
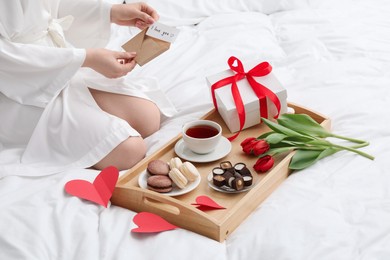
[288,147,338,170]
[265,133,288,144]
[277,114,330,138]
[284,135,315,143]
[257,131,275,140]
[268,141,297,149]
[261,117,308,138]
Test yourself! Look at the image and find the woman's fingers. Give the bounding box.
[117,52,136,64]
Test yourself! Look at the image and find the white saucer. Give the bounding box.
[174,136,232,163]
[138,170,201,196]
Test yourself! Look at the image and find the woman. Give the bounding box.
[0,0,176,174]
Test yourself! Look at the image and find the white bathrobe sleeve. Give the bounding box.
[0,0,112,108]
[58,0,112,48]
[0,38,86,107]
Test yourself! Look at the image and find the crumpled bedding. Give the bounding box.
[1,0,390,259]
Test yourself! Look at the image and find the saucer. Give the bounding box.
[174,136,231,163]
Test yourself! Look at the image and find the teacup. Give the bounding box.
[182,120,222,154]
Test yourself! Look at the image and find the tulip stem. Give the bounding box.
[330,133,368,144]
[330,144,374,160]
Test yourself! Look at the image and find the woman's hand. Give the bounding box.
[110,2,159,30]
[82,49,137,78]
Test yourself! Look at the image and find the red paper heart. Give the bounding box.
[191,195,226,211]
[132,212,177,233]
[65,166,119,207]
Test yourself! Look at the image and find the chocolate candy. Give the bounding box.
[211,161,254,191]
[212,167,225,176]
[213,175,226,187]
[220,161,233,170]
[234,162,246,171]
[231,176,244,191]
[222,171,234,180]
[222,170,234,184]
[234,163,252,177]
[242,176,253,186]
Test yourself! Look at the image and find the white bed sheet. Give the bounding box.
[1,0,390,259]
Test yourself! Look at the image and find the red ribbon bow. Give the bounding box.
[211,56,281,141]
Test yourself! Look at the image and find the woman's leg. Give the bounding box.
[89,89,161,138]
[93,136,147,171]
[89,89,161,170]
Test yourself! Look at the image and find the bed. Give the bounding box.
[1,0,390,259]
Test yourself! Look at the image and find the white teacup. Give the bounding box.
[182,120,222,154]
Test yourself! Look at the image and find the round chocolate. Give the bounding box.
[224,168,236,176]
[242,176,253,186]
[234,163,252,177]
[213,175,226,187]
[231,177,244,191]
[222,169,234,181]
[234,162,246,171]
[212,167,225,176]
[220,161,233,170]
[226,176,235,188]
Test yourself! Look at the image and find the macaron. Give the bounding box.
[179,161,199,182]
[147,175,173,193]
[169,157,183,169]
[168,168,188,189]
[147,159,170,176]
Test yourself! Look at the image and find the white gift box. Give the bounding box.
[206,61,288,133]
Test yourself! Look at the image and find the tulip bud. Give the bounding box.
[252,140,270,156]
[240,137,256,148]
[253,155,274,172]
[241,137,257,155]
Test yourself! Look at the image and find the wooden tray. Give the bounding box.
[111,103,330,242]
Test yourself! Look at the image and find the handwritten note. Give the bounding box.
[146,22,179,43]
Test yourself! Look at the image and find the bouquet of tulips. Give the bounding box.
[240,113,374,172]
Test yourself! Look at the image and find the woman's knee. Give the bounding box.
[120,137,147,165]
[89,89,161,138]
[93,136,147,171]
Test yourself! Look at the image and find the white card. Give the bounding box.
[146,22,180,43]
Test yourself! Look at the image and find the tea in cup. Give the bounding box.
[182,120,222,154]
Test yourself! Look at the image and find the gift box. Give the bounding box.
[206,58,288,133]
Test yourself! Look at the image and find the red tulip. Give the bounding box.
[253,155,274,172]
[240,137,256,148]
[241,137,270,156]
[252,140,270,156]
[242,143,254,154]
[240,137,257,155]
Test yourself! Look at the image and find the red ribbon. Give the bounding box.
[211,56,281,141]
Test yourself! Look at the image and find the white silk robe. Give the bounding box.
[0,0,176,177]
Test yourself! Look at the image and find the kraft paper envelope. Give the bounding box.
[122,28,170,66]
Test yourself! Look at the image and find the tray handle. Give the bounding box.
[113,186,210,218]
[142,191,181,215]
